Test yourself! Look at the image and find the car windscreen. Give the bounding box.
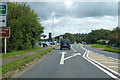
[61,39,70,44]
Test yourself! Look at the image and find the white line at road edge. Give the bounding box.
[81,45,119,79]
[71,45,77,52]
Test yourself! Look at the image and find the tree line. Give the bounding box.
[2,2,44,52]
[55,27,120,47]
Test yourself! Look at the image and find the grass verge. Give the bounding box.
[2,47,45,59]
[89,44,120,53]
[103,48,120,53]
[2,48,54,76]
[88,44,108,48]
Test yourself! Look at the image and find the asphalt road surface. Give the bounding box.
[14,44,115,79]
[83,44,120,60]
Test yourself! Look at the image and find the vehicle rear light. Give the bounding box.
[69,44,71,46]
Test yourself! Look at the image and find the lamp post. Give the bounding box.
[52,12,55,45]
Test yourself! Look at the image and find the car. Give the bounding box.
[39,41,48,47]
[60,39,71,50]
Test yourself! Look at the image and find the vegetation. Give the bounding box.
[103,48,120,53]
[2,2,44,52]
[2,47,45,59]
[2,48,54,75]
[88,44,108,48]
[55,27,120,48]
[89,44,120,53]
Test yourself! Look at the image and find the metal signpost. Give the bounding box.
[0,2,9,55]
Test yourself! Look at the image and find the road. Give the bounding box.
[14,44,116,79]
[83,44,120,60]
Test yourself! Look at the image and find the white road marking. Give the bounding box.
[60,52,66,64]
[64,53,81,60]
[83,51,118,79]
[71,45,77,52]
[99,61,120,64]
[59,51,81,64]
[81,45,119,79]
[81,44,87,51]
[83,50,88,58]
[108,66,120,68]
[108,57,119,61]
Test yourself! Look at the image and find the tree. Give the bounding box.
[3,2,44,52]
[63,33,75,43]
[86,29,111,44]
[109,27,120,47]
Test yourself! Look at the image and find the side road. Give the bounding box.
[2,47,51,65]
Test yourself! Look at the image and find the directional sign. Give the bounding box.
[0,15,6,27]
[0,27,10,38]
[0,5,7,15]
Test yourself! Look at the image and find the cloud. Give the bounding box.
[28,2,118,20]
[41,16,117,38]
[27,2,118,39]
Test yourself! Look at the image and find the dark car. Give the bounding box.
[60,39,71,50]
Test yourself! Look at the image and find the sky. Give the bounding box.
[28,2,118,39]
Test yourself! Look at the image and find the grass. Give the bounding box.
[89,44,120,53]
[88,44,108,48]
[103,48,120,53]
[2,48,54,75]
[2,47,45,59]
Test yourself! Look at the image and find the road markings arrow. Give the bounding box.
[64,53,81,60]
[60,52,66,64]
[59,52,81,65]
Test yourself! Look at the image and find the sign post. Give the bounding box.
[4,37,6,54]
[0,2,8,55]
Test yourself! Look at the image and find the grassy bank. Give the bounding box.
[2,48,54,76]
[89,44,120,53]
[2,47,45,59]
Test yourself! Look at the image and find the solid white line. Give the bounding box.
[83,51,118,79]
[81,44,120,78]
[60,52,65,64]
[83,50,88,58]
[71,45,77,52]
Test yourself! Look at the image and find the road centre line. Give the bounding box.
[81,45,120,79]
[71,45,77,52]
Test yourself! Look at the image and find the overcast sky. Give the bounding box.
[28,2,118,39]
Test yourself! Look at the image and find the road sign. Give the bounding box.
[0,15,6,27]
[0,5,7,15]
[0,27,10,38]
